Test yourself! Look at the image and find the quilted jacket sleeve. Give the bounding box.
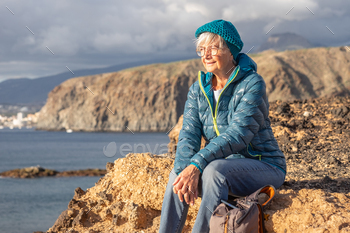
[173,83,203,176]
[190,74,267,172]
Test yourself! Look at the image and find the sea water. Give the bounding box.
[0,128,170,233]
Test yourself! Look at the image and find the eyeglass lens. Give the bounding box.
[197,47,218,57]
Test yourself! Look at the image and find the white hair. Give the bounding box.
[194,32,228,49]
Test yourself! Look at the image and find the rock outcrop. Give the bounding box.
[47,153,174,233]
[56,169,107,177]
[46,153,350,233]
[0,166,58,178]
[46,96,350,233]
[36,46,350,132]
[0,166,106,178]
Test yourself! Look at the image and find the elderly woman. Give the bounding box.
[159,19,286,233]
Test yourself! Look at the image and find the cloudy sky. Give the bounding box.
[1,0,349,82]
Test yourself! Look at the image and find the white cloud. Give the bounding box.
[222,0,319,22]
[0,0,349,80]
[184,3,210,17]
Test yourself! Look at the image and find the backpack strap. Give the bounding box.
[245,185,276,207]
[259,185,276,208]
[257,204,266,233]
[255,185,276,233]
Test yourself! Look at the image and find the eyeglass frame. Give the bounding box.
[196,46,226,57]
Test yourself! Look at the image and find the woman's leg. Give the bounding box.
[159,168,190,233]
[192,158,285,233]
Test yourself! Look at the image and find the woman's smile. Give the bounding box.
[205,61,216,65]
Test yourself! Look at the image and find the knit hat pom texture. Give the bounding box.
[195,19,244,60]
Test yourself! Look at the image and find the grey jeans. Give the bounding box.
[158,158,285,233]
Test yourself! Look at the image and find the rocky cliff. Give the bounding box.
[36,46,350,132]
[36,60,203,132]
[46,96,350,233]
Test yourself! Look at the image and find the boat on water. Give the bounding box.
[66,129,73,133]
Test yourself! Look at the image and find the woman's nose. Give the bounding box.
[204,48,212,58]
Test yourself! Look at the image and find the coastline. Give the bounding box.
[0,166,107,178]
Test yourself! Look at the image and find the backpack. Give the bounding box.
[209,185,276,233]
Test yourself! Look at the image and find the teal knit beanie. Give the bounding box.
[195,19,244,60]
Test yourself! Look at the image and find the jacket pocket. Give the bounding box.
[246,143,262,161]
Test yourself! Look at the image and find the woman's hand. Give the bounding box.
[172,164,201,206]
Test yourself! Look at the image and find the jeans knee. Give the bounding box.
[202,161,225,185]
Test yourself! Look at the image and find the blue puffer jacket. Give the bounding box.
[173,53,286,176]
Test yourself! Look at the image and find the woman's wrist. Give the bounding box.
[190,164,201,174]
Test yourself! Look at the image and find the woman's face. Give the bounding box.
[200,38,234,76]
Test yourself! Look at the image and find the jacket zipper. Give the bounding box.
[198,71,218,135]
[198,67,240,137]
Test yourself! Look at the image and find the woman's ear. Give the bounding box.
[230,54,234,63]
[229,51,233,60]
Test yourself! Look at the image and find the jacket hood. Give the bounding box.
[235,53,257,75]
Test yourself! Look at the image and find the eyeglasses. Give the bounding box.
[196,46,222,57]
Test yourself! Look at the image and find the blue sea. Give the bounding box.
[0,127,170,233]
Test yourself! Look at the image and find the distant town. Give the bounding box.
[0,112,39,129]
[0,104,41,129]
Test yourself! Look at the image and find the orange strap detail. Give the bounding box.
[260,186,276,207]
[257,204,265,233]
